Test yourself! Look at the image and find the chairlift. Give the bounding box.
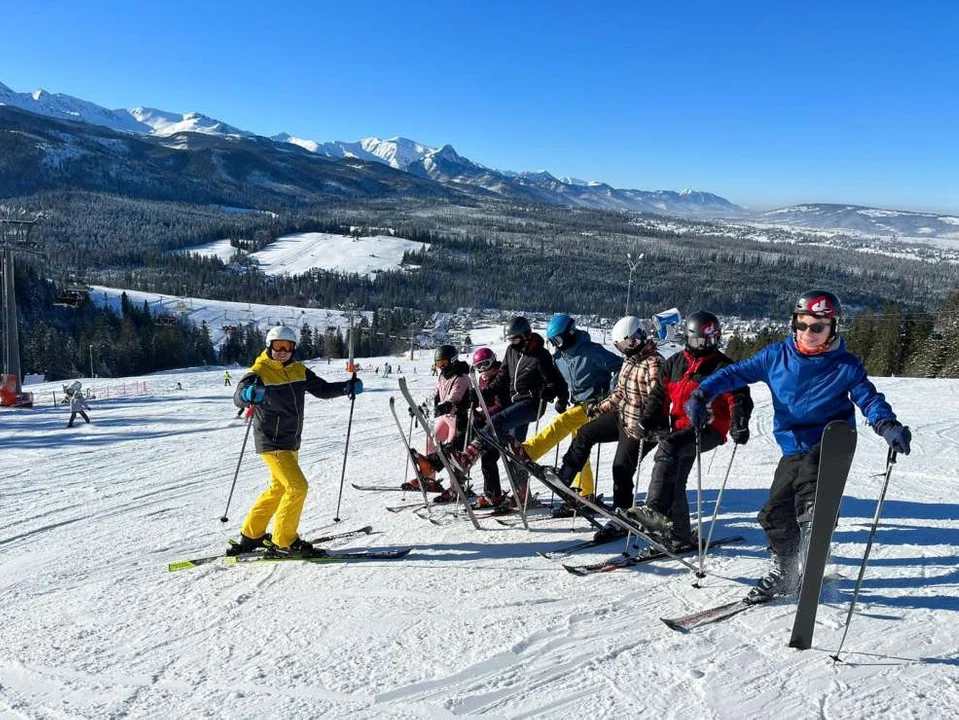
[156,314,178,327]
[222,325,239,336]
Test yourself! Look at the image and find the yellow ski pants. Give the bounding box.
[521,404,594,496]
[241,450,309,549]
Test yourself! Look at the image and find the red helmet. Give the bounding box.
[471,347,496,371]
[794,290,841,320]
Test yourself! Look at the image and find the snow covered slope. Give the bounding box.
[1,328,957,717]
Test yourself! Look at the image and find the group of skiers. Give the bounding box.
[226,290,911,603]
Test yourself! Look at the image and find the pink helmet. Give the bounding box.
[471,347,496,371]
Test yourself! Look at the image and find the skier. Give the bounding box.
[66,389,91,428]
[454,317,567,506]
[627,311,752,550]
[402,345,473,503]
[684,291,910,602]
[469,347,514,508]
[519,313,622,515]
[224,370,231,386]
[230,325,363,557]
[550,316,664,539]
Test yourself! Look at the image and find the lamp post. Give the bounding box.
[625,252,643,316]
[89,344,94,378]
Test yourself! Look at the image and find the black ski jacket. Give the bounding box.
[487,332,568,408]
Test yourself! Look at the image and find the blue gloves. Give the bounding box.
[880,421,911,455]
[240,384,265,405]
[684,390,709,428]
[344,377,363,397]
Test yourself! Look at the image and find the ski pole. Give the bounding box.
[693,428,706,586]
[402,413,414,485]
[623,438,646,556]
[220,409,254,523]
[702,444,738,565]
[333,372,358,523]
[831,448,897,664]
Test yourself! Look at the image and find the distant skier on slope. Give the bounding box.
[517,313,622,516]
[628,311,752,550]
[684,291,910,602]
[548,316,664,539]
[66,389,92,428]
[230,325,363,558]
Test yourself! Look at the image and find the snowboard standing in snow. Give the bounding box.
[789,420,857,649]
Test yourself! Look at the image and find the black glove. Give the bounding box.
[730,426,750,445]
[879,421,911,455]
[435,401,453,415]
[554,398,568,414]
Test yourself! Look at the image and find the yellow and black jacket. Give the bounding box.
[233,350,348,453]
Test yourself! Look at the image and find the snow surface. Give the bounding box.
[2,321,958,718]
[180,232,428,280]
[86,285,367,348]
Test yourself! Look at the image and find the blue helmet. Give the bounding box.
[546,313,577,349]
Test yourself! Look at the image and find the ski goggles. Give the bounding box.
[793,321,830,334]
[270,340,296,352]
[686,335,717,349]
[473,359,494,372]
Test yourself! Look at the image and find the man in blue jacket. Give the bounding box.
[685,290,911,603]
[517,314,622,508]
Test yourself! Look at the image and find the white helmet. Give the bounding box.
[266,324,298,346]
[611,315,648,355]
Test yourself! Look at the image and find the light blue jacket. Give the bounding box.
[696,335,896,456]
[553,330,622,404]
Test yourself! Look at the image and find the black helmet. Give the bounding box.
[685,311,722,353]
[433,344,458,364]
[504,316,532,340]
[793,290,842,320]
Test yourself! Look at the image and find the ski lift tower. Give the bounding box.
[1,215,41,407]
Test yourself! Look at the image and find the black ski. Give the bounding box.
[662,599,759,632]
[789,420,857,649]
[352,483,428,493]
[398,378,481,530]
[563,535,745,576]
[487,438,702,573]
[232,547,413,565]
[537,533,627,560]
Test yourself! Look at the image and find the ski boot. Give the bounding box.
[746,552,800,604]
[226,532,272,556]
[626,504,672,534]
[592,519,628,544]
[473,494,509,510]
[401,477,445,493]
[268,537,328,559]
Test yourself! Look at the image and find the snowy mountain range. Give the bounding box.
[3,79,959,236]
[0,79,740,218]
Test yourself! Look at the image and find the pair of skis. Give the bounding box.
[661,421,857,643]
[167,525,409,572]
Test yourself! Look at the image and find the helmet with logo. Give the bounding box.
[793,290,842,320]
[546,313,577,349]
[266,324,298,348]
[471,347,497,372]
[684,311,721,354]
[611,315,648,355]
[433,344,458,365]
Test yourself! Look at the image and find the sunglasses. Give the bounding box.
[434,359,451,369]
[793,321,829,334]
[270,340,295,352]
[508,336,525,345]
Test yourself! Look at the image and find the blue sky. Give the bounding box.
[2,0,957,213]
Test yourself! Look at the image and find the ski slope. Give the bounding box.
[2,327,958,718]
